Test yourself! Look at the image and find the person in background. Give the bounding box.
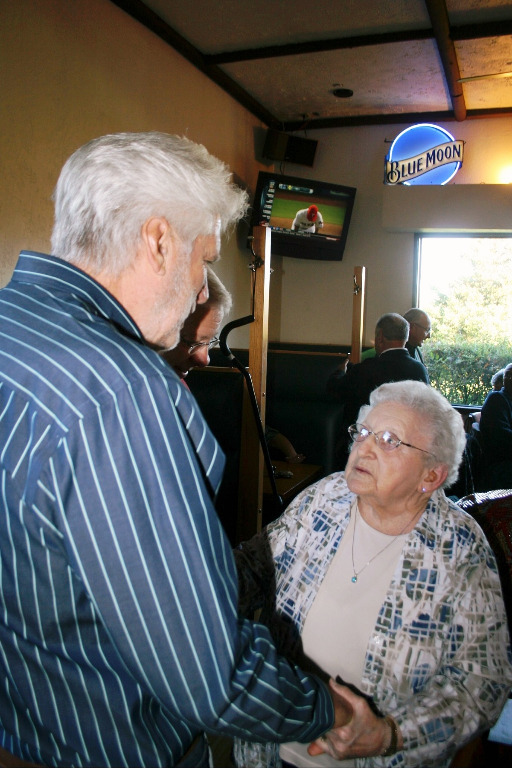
[465,368,506,433]
[0,131,351,768]
[478,361,512,490]
[360,345,376,360]
[162,266,231,381]
[234,381,512,768]
[164,271,305,462]
[291,204,324,233]
[328,313,429,468]
[492,367,506,392]
[359,308,432,365]
[403,307,432,379]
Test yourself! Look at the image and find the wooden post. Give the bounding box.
[236,226,271,542]
[350,266,366,363]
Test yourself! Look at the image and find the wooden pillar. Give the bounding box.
[236,226,271,542]
[350,266,366,363]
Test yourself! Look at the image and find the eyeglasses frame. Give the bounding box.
[179,336,220,354]
[411,321,431,335]
[348,423,436,458]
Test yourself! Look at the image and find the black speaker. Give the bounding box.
[262,129,317,167]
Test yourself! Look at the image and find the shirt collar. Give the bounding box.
[12,251,142,340]
[379,346,405,355]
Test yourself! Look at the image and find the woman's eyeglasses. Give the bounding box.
[180,336,220,354]
[348,423,435,457]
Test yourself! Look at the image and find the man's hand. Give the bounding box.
[331,678,353,730]
[336,357,350,374]
[308,678,352,757]
[308,679,399,760]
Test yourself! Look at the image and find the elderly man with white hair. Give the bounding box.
[0,132,351,768]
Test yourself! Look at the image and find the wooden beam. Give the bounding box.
[236,227,271,542]
[424,0,466,121]
[206,20,512,65]
[206,28,433,64]
[350,266,366,364]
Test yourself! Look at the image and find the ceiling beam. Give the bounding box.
[205,21,512,66]
[451,20,512,41]
[424,0,466,121]
[283,107,512,132]
[205,29,433,65]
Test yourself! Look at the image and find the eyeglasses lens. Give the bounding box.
[348,425,399,451]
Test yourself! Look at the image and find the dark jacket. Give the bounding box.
[327,348,430,468]
[406,342,429,382]
[479,388,512,464]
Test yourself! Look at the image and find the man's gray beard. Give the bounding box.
[153,248,196,352]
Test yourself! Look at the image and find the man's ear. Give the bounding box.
[421,463,449,494]
[140,217,172,275]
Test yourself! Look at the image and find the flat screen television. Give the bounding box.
[249,171,356,262]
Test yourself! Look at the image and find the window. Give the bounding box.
[416,235,512,405]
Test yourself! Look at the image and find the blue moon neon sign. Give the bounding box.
[385,123,464,185]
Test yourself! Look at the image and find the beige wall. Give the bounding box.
[272,118,512,347]
[0,0,265,346]
[3,0,512,349]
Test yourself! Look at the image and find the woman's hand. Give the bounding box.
[308,679,401,760]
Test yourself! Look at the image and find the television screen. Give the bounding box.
[249,171,356,261]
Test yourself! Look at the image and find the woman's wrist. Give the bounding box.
[381,715,399,756]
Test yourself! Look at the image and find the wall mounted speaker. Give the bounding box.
[262,129,318,167]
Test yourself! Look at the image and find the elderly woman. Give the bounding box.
[234,381,512,768]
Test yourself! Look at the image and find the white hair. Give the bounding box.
[51,132,248,275]
[205,267,232,317]
[357,380,466,487]
[376,313,409,342]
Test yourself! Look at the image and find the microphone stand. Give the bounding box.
[219,316,284,515]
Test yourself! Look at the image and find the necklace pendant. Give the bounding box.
[351,575,357,583]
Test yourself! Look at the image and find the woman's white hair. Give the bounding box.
[51,132,248,276]
[357,380,466,487]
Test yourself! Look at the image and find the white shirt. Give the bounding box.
[280,505,406,768]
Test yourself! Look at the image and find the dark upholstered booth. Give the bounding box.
[450,489,512,767]
[205,347,345,475]
[458,489,512,633]
[264,350,346,476]
[188,348,346,542]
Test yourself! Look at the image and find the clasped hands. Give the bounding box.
[308,678,394,760]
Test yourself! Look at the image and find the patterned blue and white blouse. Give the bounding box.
[234,473,512,768]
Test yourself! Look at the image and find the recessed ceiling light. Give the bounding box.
[332,87,353,98]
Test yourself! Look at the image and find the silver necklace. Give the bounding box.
[350,503,421,583]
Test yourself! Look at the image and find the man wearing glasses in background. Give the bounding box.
[403,307,432,381]
[163,266,230,382]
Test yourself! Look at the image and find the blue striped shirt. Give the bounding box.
[0,252,333,767]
